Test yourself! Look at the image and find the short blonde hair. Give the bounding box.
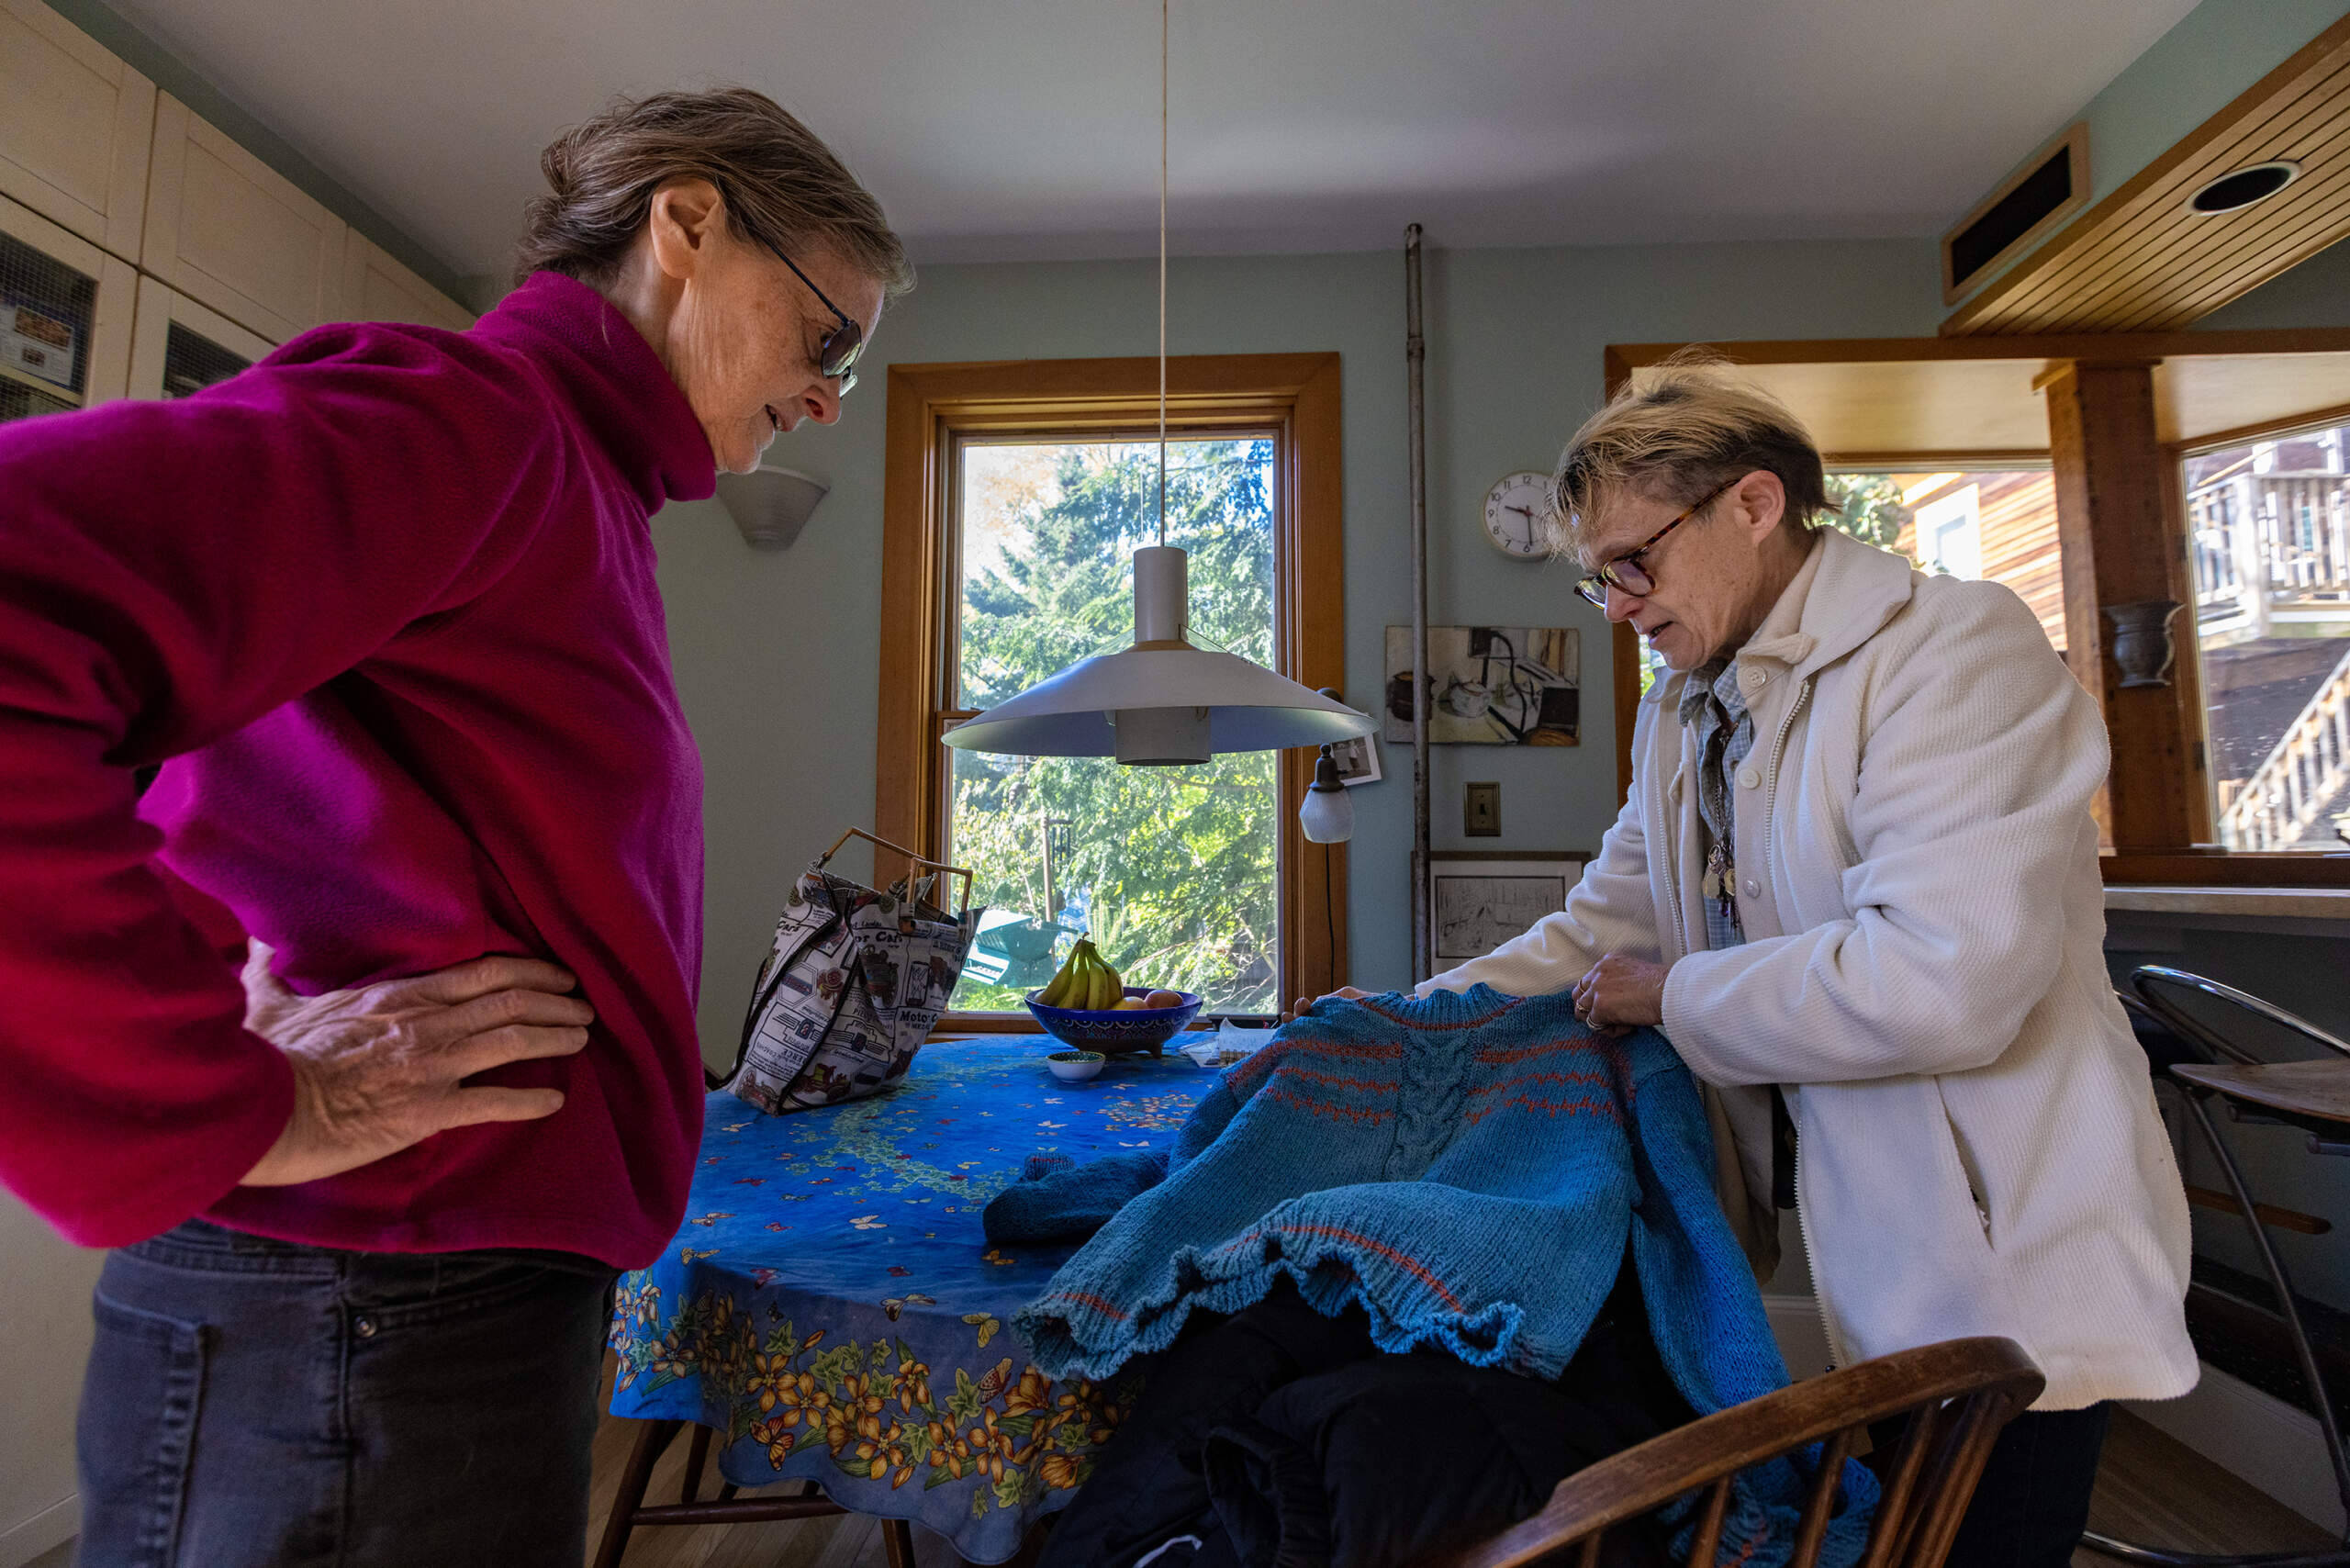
[1550,350,1827,554]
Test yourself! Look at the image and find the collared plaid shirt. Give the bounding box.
[1679,656,1755,951]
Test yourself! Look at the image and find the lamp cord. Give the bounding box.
[1156,0,1168,548]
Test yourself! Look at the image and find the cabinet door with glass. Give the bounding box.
[142,94,345,344]
[128,275,273,402]
[0,193,134,428]
[0,0,153,261]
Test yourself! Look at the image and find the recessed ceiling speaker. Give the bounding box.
[714,465,828,550]
[2188,161,2300,216]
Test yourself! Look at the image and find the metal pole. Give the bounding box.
[1405,224,1430,984]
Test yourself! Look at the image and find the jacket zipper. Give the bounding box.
[1792,1123,1850,1369]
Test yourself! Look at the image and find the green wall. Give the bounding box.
[654,238,1943,1060]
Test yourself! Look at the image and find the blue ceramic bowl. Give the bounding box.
[1025,987,1203,1054]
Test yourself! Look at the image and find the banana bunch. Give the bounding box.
[1036,939,1125,1011]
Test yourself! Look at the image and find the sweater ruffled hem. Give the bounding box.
[1015,1243,1549,1383]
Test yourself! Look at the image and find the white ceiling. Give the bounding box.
[106,0,2199,276]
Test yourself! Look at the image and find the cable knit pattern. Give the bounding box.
[999,989,1876,1568]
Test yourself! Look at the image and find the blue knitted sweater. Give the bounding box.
[1002,988,1875,1568]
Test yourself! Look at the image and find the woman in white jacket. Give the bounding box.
[1399,361,2195,1568]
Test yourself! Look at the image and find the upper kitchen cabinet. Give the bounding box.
[341,232,472,330]
[127,273,272,400]
[141,95,343,343]
[1,193,135,425]
[0,0,155,261]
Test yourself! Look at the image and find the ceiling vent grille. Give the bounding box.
[1942,124,2090,306]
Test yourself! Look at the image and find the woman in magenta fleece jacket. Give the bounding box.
[0,88,907,1567]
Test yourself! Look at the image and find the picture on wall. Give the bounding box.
[1326,732,1382,787]
[1384,625,1579,745]
[1428,852,1592,964]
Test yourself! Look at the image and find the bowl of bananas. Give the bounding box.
[1026,938,1201,1054]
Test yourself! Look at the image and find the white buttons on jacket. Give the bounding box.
[1738,767,1761,790]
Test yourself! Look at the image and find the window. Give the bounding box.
[947,437,1281,1013]
[1821,469,2064,654]
[878,356,1348,1021]
[2185,422,2350,852]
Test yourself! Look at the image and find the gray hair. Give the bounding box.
[514,86,913,297]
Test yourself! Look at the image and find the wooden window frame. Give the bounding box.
[878,353,1350,1026]
[1602,337,2350,889]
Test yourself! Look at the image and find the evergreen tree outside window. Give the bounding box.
[947,438,1281,1014]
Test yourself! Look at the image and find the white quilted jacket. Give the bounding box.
[1423,528,2197,1411]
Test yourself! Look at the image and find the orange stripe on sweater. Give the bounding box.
[1261,1086,1393,1126]
[1269,1063,1401,1093]
[1040,1290,1129,1321]
[1256,1222,1463,1310]
[1468,1070,1610,1096]
[1462,1094,1622,1126]
[1474,1039,1602,1066]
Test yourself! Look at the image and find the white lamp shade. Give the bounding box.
[715,466,827,550]
[942,544,1376,759]
[1299,780,1354,843]
[943,645,1372,757]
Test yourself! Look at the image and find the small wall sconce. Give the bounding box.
[715,466,829,550]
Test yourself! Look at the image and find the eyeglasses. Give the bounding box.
[774,250,864,396]
[1571,475,1740,607]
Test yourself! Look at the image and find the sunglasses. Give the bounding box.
[1572,475,1740,608]
[775,250,864,396]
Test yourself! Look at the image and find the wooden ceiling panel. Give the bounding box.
[1614,329,2350,458]
[1945,17,2350,335]
[2010,72,2350,330]
[1628,357,2054,459]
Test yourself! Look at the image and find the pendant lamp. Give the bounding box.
[939,0,1374,768]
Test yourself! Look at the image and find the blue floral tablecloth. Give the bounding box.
[609,1040,1214,1563]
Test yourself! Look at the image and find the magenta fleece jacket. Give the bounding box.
[0,271,718,1269]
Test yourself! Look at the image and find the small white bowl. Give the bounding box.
[1046,1050,1106,1082]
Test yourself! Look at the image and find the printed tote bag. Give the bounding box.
[717,829,980,1114]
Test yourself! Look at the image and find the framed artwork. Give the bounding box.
[1383,625,1579,745]
[1327,732,1382,787]
[1427,851,1592,965]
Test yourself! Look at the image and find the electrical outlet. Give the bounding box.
[1465,781,1500,837]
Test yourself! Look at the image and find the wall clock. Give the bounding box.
[1482,471,1553,559]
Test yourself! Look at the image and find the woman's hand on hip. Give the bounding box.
[238,940,596,1187]
[1572,954,1667,1031]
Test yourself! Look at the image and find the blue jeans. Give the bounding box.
[75,1218,615,1568]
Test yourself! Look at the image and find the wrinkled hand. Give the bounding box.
[1571,954,1668,1033]
[1283,985,1368,1023]
[239,940,595,1187]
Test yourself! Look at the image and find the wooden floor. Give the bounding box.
[584,1361,2337,1568]
[2075,1411,2335,1566]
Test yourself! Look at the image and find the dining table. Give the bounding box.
[597,1037,1218,1565]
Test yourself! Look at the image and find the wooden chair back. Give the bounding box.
[1416,1337,2044,1568]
